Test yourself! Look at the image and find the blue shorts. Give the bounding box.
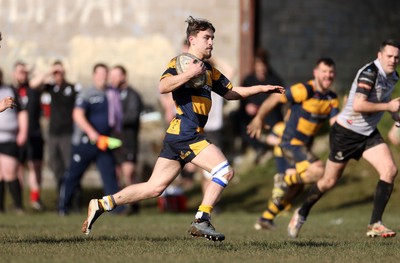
[159,133,210,167]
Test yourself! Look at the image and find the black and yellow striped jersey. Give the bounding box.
[160,56,232,138]
[280,80,340,147]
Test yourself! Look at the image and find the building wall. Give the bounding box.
[0,0,241,106]
[257,0,400,93]
[2,0,399,105]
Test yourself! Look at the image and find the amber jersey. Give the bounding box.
[160,56,232,139]
[280,80,340,147]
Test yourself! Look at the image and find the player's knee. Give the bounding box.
[210,160,233,188]
[382,163,398,182]
[149,183,168,198]
[307,161,324,181]
[320,177,337,191]
[305,170,323,183]
[389,164,397,177]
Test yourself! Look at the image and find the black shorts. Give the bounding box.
[114,146,138,164]
[0,142,20,158]
[328,122,384,163]
[19,135,44,162]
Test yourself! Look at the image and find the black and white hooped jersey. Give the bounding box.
[337,59,399,136]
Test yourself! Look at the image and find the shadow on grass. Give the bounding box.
[192,239,339,252]
[218,185,266,213]
[5,235,192,244]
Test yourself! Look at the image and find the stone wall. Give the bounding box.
[0,0,240,106]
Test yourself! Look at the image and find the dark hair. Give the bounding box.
[53,60,63,66]
[254,48,269,66]
[93,63,108,73]
[113,65,127,76]
[185,16,215,43]
[380,39,400,51]
[315,57,335,68]
[13,60,26,69]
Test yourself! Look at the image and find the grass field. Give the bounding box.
[1,158,400,263]
[2,80,400,263]
[1,206,400,263]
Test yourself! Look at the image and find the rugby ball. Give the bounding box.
[176,53,206,89]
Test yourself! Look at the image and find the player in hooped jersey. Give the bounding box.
[288,39,400,238]
[247,58,340,230]
[81,16,284,241]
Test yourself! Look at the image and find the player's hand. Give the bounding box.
[263,85,285,94]
[187,59,206,78]
[87,130,100,143]
[247,115,265,139]
[387,98,400,113]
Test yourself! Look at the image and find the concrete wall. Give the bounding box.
[0,0,241,106]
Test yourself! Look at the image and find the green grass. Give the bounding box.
[1,207,400,263]
[2,70,400,263]
[1,159,400,263]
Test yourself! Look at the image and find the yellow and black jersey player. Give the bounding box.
[247,57,340,230]
[81,15,284,241]
[159,56,232,165]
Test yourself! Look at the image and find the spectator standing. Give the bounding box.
[109,65,143,214]
[30,61,81,196]
[237,48,285,162]
[58,63,123,215]
[12,61,45,211]
[0,68,28,213]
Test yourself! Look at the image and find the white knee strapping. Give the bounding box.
[211,160,231,187]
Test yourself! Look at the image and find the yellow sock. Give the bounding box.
[284,173,302,186]
[198,204,213,214]
[261,202,278,220]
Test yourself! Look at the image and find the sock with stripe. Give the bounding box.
[195,204,213,221]
[284,172,305,186]
[98,195,117,211]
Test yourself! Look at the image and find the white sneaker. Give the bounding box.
[81,199,104,235]
[287,208,306,238]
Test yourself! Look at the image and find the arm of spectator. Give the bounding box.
[16,110,28,146]
[73,107,99,142]
[0,97,16,112]
[123,91,143,126]
[29,69,52,90]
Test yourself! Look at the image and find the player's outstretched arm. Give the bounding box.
[224,85,284,101]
